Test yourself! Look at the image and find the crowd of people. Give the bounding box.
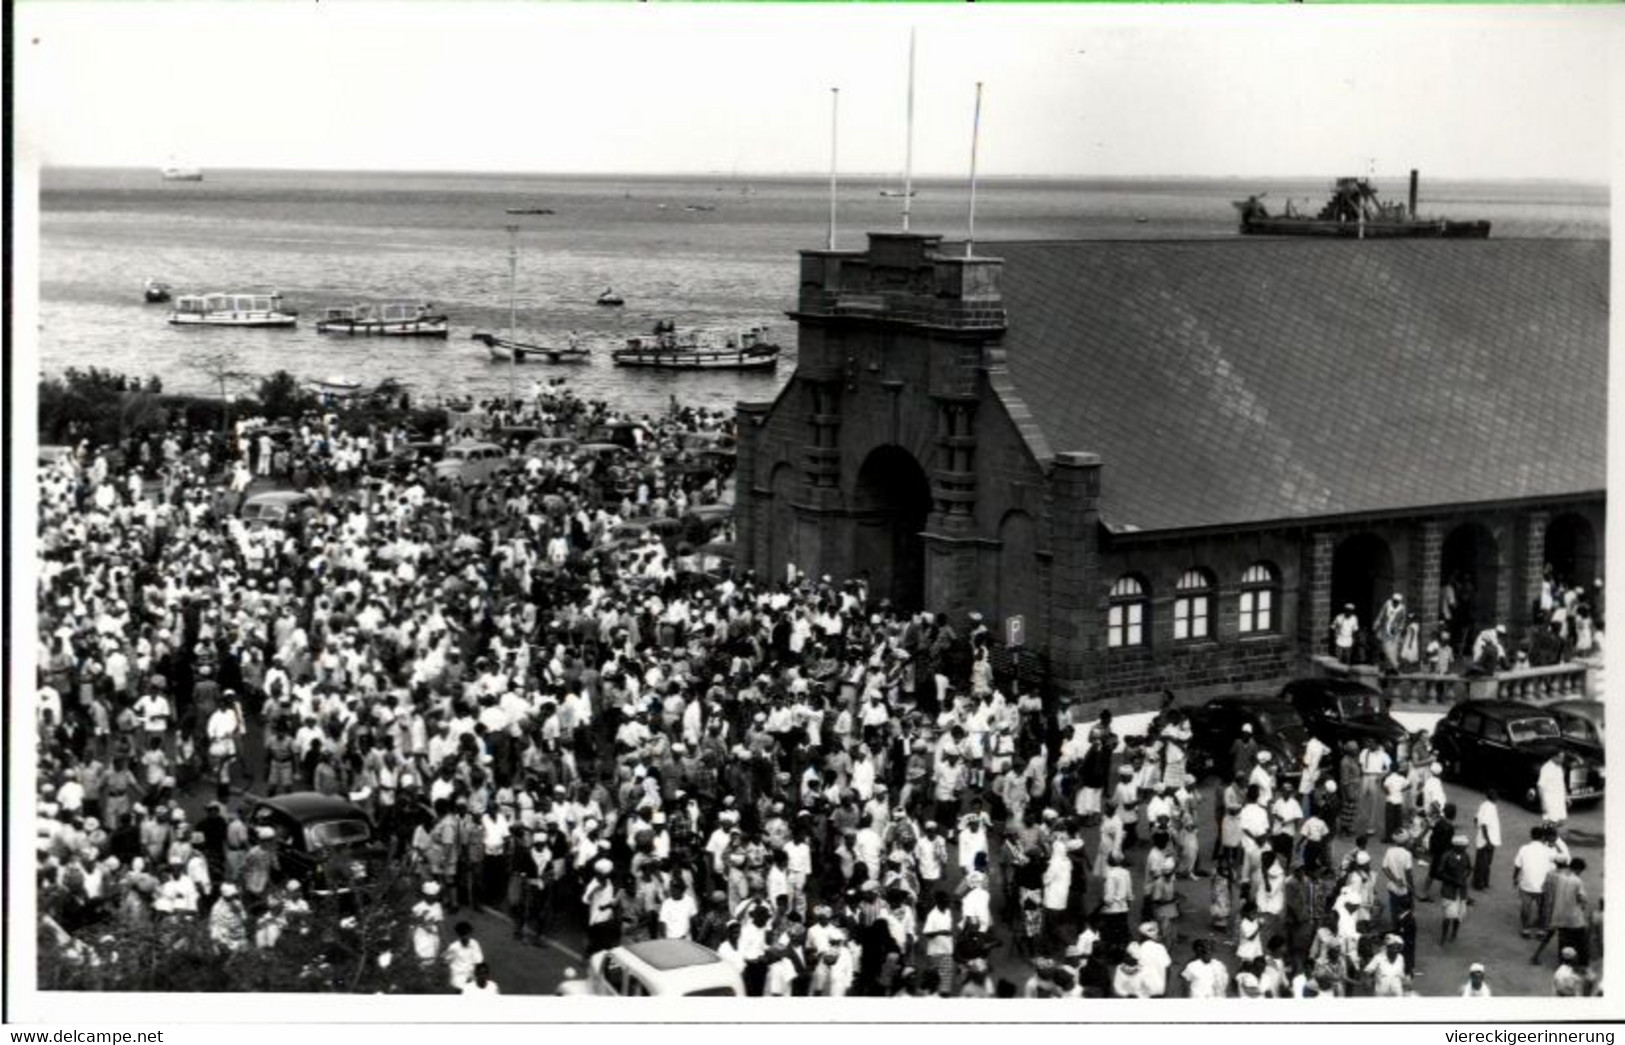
[32,383,1605,998]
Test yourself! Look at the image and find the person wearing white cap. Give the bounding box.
[412,882,445,962]
[1536,750,1570,826]
[583,857,620,956]
[1460,962,1492,997]
[1375,593,1408,671]
[1365,934,1410,997]
[208,882,248,953]
[1552,947,1587,996]
[1331,603,1360,664]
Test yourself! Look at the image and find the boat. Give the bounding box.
[596,288,625,307]
[168,292,298,328]
[879,189,918,198]
[306,376,362,398]
[315,301,449,337]
[1235,170,1491,239]
[471,331,590,364]
[161,165,204,182]
[505,207,556,215]
[143,279,172,304]
[611,323,780,371]
[683,204,716,213]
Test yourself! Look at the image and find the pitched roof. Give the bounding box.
[990,238,1609,533]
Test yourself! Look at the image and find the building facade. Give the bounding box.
[735,231,1607,712]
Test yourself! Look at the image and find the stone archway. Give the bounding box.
[767,463,797,583]
[996,509,1039,633]
[1442,522,1500,641]
[852,445,932,612]
[1331,532,1396,635]
[1545,513,1597,591]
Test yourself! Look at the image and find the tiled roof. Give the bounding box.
[990,238,1609,533]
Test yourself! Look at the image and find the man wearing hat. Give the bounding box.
[1435,832,1473,944]
[1332,603,1360,664]
[1460,962,1492,997]
[412,881,446,962]
[583,857,620,957]
[1365,934,1410,997]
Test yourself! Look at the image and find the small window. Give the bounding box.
[1107,575,1148,649]
[1173,569,1214,641]
[1458,710,1484,736]
[1239,562,1278,634]
[600,955,627,995]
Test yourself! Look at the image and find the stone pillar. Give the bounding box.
[1301,531,1336,665]
[1517,510,1551,628]
[1047,452,1103,709]
[733,401,772,576]
[1412,520,1444,632]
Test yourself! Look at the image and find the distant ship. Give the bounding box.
[505,207,555,215]
[879,189,917,198]
[161,165,204,182]
[1235,169,1490,239]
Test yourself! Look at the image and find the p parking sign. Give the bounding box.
[1007,615,1025,648]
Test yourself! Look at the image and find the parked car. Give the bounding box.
[239,490,315,527]
[1184,695,1311,782]
[243,792,386,899]
[432,442,512,484]
[1431,699,1604,808]
[374,440,446,479]
[558,939,744,997]
[1281,677,1408,754]
[1546,699,1605,764]
[525,436,579,459]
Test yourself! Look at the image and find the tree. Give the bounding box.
[258,369,314,420]
[193,350,252,434]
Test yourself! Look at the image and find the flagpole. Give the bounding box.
[828,87,840,251]
[902,27,916,232]
[966,82,983,259]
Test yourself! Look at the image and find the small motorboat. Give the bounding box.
[473,331,590,364]
[144,279,172,304]
[169,291,297,328]
[306,376,362,398]
[315,301,449,337]
[505,207,556,216]
[595,288,625,307]
[161,165,204,182]
[612,323,779,371]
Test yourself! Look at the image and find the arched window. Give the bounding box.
[1173,569,1214,641]
[1239,562,1278,634]
[1107,575,1148,649]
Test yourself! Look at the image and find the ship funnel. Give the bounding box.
[1409,169,1419,219]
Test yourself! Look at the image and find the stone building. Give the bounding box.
[734,231,1607,712]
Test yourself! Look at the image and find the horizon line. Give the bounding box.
[37,163,1613,188]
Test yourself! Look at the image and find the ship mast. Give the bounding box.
[902,28,916,232]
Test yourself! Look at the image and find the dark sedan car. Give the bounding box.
[1282,677,1408,754]
[1431,699,1604,808]
[245,792,385,899]
[1184,695,1311,782]
[1546,699,1605,765]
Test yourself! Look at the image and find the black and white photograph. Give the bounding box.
[7,0,1621,1022]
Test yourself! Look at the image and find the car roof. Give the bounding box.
[1548,699,1604,721]
[1209,693,1293,708]
[1454,700,1558,720]
[244,491,312,506]
[451,442,503,453]
[252,792,371,823]
[622,939,725,972]
[1285,678,1380,697]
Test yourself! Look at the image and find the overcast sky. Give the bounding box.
[14,3,1622,180]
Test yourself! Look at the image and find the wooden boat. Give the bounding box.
[316,302,449,337]
[596,288,625,307]
[472,331,590,364]
[161,165,203,182]
[1236,171,1490,239]
[306,376,362,398]
[612,324,780,371]
[144,279,172,304]
[169,292,297,328]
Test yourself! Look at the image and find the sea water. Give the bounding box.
[35,168,1608,417]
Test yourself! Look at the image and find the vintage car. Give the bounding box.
[431,442,513,485]
[1431,699,1605,807]
[558,939,744,997]
[1183,694,1311,782]
[1547,699,1605,763]
[238,490,316,528]
[244,792,386,899]
[1281,677,1408,754]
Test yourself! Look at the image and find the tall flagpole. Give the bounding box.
[828,87,839,250]
[966,82,983,259]
[902,27,916,232]
[506,224,518,407]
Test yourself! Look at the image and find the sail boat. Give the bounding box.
[161,155,203,182]
[470,231,590,365]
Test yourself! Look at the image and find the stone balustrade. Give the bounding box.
[1313,656,1596,705]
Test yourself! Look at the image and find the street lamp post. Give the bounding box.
[506,224,519,409]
